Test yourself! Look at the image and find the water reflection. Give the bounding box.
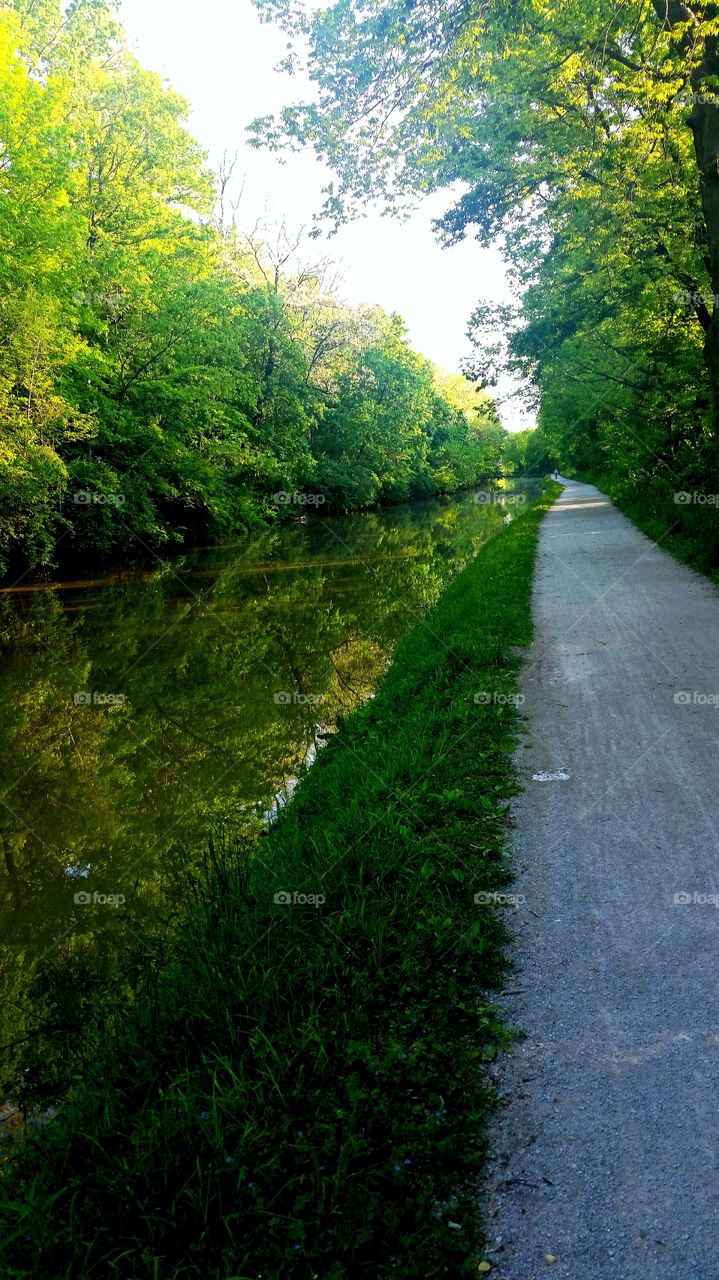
[0,485,537,1111]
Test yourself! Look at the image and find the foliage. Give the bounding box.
[502,427,556,476]
[0,485,560,1279]
[251,0,719,563]
[0,489,526,1112]
[0,0,505,578]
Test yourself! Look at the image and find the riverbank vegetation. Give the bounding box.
[0,0,507,581]
[252,0,719,568]
[0,492,529,1125]
[0,484,560,1279]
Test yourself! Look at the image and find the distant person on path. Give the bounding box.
[553,469,559,480]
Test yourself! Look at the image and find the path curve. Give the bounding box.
[487,479,719,1280]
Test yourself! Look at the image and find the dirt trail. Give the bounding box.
[487,479,719,1280]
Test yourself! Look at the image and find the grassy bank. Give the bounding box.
[0,484,561,1280]
[574,471,719,579]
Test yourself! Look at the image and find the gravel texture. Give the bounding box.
[484,479,719,1280]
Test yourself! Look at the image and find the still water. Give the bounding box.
[0,485,536,1110]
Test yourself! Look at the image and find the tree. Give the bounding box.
[249,0,719,492]
[0,0,504,577]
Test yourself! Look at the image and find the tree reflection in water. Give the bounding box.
[0,486,537,1114]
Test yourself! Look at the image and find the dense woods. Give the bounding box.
[0,0,505,579]
[9,0,719,1273]
[253,0,719,566]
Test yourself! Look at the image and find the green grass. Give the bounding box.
[0,484,561,1280]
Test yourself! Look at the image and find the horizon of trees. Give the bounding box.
[251,0,719,564]
[0,0,509,581]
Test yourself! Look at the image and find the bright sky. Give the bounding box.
[119,0,533,429]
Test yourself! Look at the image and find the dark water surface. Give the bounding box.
[0,485,537,1110]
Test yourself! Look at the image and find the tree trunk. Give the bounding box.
[691,71,719,482]
[651,0,719,480]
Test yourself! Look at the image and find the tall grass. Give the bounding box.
[0,485,560,1279]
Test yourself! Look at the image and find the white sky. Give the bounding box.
[119,0,534,429]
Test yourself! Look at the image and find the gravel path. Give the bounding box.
[485,479,719,1280]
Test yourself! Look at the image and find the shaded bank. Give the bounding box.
[0,485,537,1118]
[0,483,560,1279]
